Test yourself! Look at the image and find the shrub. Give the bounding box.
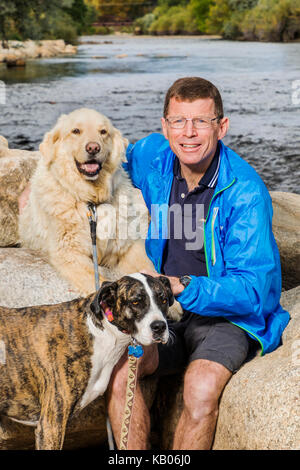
[240,0,300,41]
[148,5,199,34]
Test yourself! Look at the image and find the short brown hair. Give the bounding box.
[163,77,224,118]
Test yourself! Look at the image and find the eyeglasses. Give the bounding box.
[165,116,221,129]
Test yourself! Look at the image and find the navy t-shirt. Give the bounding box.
[161,144,220,278]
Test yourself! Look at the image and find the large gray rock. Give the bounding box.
[0,137,39,247]
[156,286,300,450]
[0,248,79,307]
[271,191,300,291]
[0,40,77,64]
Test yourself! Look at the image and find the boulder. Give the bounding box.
[0,40,77,63]
[0,248,79,307]
[156,285,300,450]
[5,56,26,68]
[271,191,300,291]
[0,138,39,246]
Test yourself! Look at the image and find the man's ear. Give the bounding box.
[217,116,230,140]
[161,117,168,140]
[158,275,174,306]
[39,126,61,167]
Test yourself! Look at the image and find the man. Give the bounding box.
[106,77,290,450]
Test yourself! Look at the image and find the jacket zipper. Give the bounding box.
[203,177,264,356]
[203,178,236,276]
[211,207,219,266]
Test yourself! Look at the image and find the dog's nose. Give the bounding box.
[150,320,166,335]
[86,141,100,156]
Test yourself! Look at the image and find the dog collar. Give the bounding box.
[100,301,129,335]
[99,302,144,357]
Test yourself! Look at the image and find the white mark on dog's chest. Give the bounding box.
[80,317,130,410]
[0,340,6,365]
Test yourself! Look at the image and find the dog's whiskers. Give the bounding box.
[167,327,176,345]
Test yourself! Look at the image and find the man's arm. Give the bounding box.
[176,197,281,319]
[145,195,282,319]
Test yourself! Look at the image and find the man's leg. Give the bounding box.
[173,359,232,450]
[106,344,159,450]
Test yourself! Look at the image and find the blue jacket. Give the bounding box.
[124,133,290,355]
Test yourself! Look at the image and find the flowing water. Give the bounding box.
[0,35,299,193]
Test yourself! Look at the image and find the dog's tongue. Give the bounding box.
[81,162,99,173]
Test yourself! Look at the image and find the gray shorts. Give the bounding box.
[156,312,256,375]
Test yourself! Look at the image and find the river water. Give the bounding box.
[0,35,299,193]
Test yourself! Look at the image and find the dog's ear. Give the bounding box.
[158,276,174,306]
[111,127,128,163]
[39,128,60,166]
[39,115,65,166]
[90,281,118,316]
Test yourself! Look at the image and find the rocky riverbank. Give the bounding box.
[0,136,299,449]
[0,39,77,65]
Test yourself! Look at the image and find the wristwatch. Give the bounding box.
[179,275,192,288]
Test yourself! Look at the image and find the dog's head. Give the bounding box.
[90,273,174,346]
[39,108,128,193]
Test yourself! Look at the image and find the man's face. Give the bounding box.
[161,97,229,169]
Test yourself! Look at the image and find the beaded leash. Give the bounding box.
[119,340,144,450]
[101,302,144,450]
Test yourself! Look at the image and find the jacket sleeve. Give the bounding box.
[176,195,281,319]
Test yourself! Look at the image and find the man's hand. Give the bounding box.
[140,270,184,296]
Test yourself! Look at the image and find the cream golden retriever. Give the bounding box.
[18,108,155,296]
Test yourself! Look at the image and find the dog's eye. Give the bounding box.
[100,129,107,135]
[132,301,139,305]
[72,128,81,135]
[162,299,167,304]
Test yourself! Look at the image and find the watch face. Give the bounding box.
[180,275,191,287]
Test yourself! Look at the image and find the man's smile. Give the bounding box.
[181,143,201,148]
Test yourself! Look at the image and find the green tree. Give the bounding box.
[190,0,213,33]
[228,0,259,11]
[205,0,232,34]
[241,0,300,41]
[0,0,90,44]
[86,0,152,22]
[0,1,16,46]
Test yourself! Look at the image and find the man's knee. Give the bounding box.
[182,359,232,423]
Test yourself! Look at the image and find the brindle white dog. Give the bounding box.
[0,274,173,450]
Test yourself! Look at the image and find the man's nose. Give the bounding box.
[183,119,197,137]
[86,141,100,156]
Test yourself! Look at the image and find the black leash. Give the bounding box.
[87,202,115,451]
[87,203,100,291]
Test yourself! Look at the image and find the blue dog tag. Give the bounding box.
[128,344,144,358]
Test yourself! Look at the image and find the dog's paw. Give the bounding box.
[167,300,183,322]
